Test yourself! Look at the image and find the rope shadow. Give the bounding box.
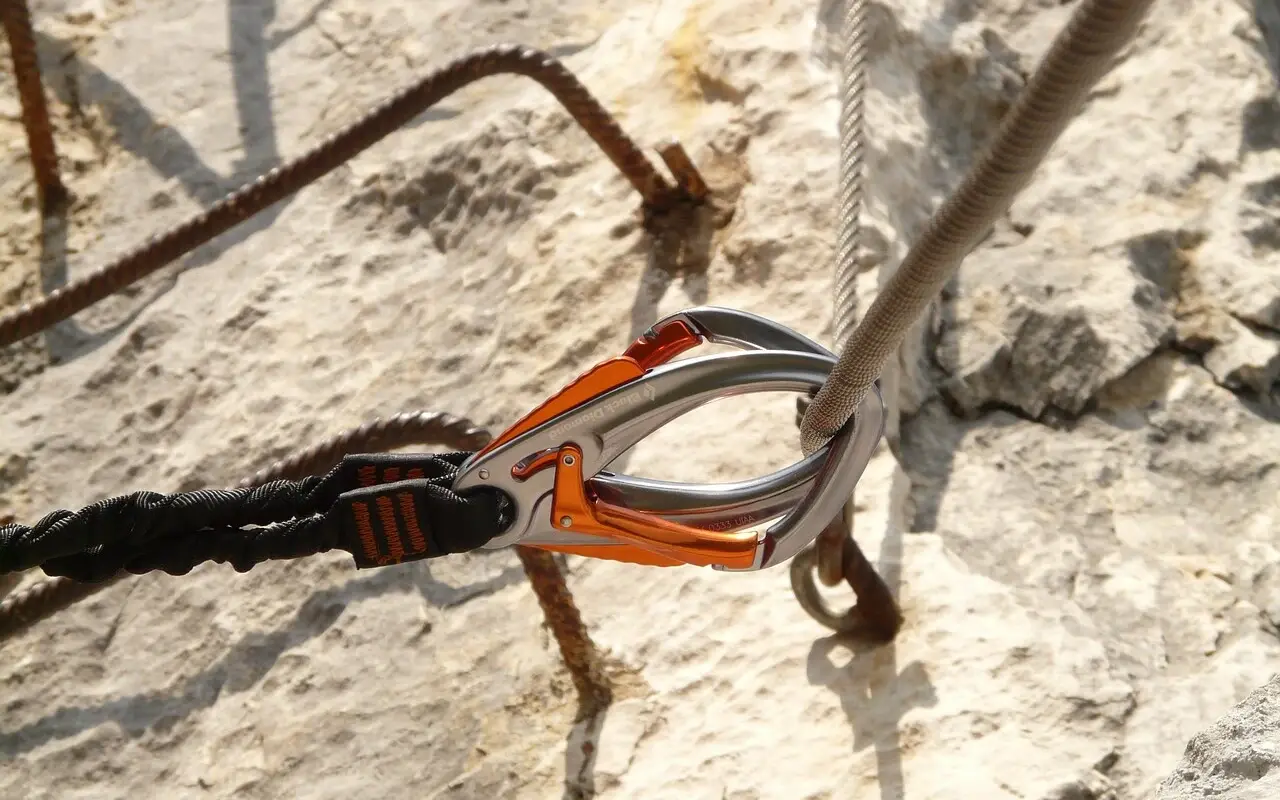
[0,554,526,759]
[805,638,937,799]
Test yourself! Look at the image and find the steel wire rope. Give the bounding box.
[798,0,1159,456]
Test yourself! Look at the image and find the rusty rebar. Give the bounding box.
[234,411,492,490]
[0,40,625,698]
[0,570,122,639]
[656,139,709,202]
[814,511,848,588]
[789,533,900,642]
[0,43,677,349]
[515,545,612,713]
[1,0,67,214]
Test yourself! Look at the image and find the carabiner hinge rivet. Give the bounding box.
[560,515,574,528]
[478,469,490,480]
[563,454,576,466]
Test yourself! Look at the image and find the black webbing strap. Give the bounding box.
[327,452,508,568]
[0,452,511,581]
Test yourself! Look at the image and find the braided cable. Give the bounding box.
[800,0,1157,455]
[833,0,870,353]
[0,475,339,573]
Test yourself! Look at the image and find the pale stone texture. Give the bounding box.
[1155,674,1280,800]
[1,0,1279,798]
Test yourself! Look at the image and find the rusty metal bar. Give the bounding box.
[656,138,709,202]
[1,0,66,214]
[0,44,679,348]
[788,533,900,642]
[516,546,612,712]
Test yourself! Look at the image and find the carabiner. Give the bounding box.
[451,307,884,571]
[456,306,840,549]
[464,306,842,539]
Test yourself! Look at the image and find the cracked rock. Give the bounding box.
[1202,314,1280,393]
[1231,541,1280,635]
[936,231,1173,418]
[1155,675,1280,800]
[10,0,1280,797]
[1196,185,1280,333]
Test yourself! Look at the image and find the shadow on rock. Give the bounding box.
[806,635,938,800]
[28,0,301,363]
[804,466,939,800]
[0,556,526,759]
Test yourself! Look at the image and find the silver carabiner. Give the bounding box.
[451,308,884,571]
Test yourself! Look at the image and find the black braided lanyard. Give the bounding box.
[0,452,510,582]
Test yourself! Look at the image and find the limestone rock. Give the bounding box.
[1155,674,1280,800]
[1202,314,1280,394]
[5,0,1280,798]
[935,231,1174,419]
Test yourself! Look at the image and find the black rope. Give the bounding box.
[0,452,511,581]
[38,516,338,582]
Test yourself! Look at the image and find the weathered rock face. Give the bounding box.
[2,0,1280,798]
[1154,674,1280,800]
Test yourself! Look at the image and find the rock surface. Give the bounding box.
[1,0,1279,798]
[1155,674,1280,800]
